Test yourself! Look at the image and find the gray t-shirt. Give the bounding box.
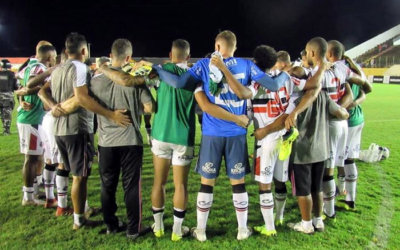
[90,68,153,147]
[291,91,340,164]
[51,59,94,136]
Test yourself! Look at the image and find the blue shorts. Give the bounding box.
[195,134,250,180]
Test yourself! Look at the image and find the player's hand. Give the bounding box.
[254,127,268,140]
[235,115,250,128]
[20,101,33,111]
[211,55,226,71]
[15,87,29,96]
[285,111,298,130]
[346,101,357,110]
[111,109,132,127]
[51,104,67,117]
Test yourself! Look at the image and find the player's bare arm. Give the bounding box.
[347,89,366,110]
[26,67,56,88]
[194,91,249,128]
[98,65,146,87]
[254,114,288,140]
[74,84,131,127]
[338,83,354,109]
[348,76,372,94]
[38,81,67,117]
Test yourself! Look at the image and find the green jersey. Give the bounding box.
[348,83,364,127]
[151,62,197,146]
[17,59,46,125]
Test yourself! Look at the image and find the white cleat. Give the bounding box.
[191,227,207,242]
[312,218,325,232]
[288,221,314,234]
[237,227,253,240]
[22,198,45,206]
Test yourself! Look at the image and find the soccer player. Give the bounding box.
[17,45,57,206]
[273,50,292,72]
[90,38,154,240]
[153,30,287,241]
[321,40,371,221]
[212,44,325,236]
[326,40,372,210]
[38,32,131,229]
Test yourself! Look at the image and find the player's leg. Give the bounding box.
[336,121,349,195]
[55,136,73,216]
[311,161,325,231]
[98,146,121,232]
[192,135,223,241]
[150,139,172,237]
[171,144,193,241]
[323,121,339,219]
[254,139,278,236]
[289,163,314,234]
[226,134,252,240]
[273,157,290,226]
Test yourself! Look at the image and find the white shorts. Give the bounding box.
[327,120,348,168]
[17,122,44,155]
[254,137,289,184]
[151,139,194,166]
[346,123,364,159]
[39,113,63,164]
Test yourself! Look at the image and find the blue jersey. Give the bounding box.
[189,57,265,137]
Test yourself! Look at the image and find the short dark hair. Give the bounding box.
[328,40,345,59]
[172,39,190,59]
[111,38,132,60]
[37,45,56,57]
[307,37,327,57]
[215,30,237,48]
[276,50,291,63]
[65,32,87,55]
[253,45,277,72]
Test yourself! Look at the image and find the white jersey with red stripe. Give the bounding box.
[321,61,355,103]
[249,71,304,140]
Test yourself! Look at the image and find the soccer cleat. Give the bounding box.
[55,206,74,216]
[44,198,58,208]
[107,220,127,234]
[336,200,357,211]
[237,227,253,240]
[84,206,101,219]
[322,212,337,223]
[312,218,325,232]
[152,223,164,238]
[126,233,139,241]
[288,222,314,234]
[191,227,207,242]
[22,198,45,206]
[275,218,285,226]
[279,127,299,160]
[73,219,102,230]
[253,225,277,237]
[171,226,190,241]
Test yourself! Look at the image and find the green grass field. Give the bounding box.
[0,84,399,250]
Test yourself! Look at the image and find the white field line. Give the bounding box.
[366,164,393,249]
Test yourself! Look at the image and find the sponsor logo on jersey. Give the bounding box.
[202,162,216,174]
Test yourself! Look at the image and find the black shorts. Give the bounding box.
[55,133,94,177]
[292,161,325,196]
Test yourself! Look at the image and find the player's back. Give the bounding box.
[321,61,352,103]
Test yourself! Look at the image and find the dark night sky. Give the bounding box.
[0,0,399,59]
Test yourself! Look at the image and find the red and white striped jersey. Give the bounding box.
[249,71,302,137]
[321,61,355,103]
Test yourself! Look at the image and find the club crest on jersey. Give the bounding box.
[202,162,216,174]
[231,163,244,174]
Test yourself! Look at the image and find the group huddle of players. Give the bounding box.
[13,30,372,241]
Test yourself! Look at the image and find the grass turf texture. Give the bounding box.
[0,84,399,249]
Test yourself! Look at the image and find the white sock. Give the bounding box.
[323,178,336,217]
[233,192,248,229]
[196,192,213,230]
[44,166,56,200]
[84,200,90,213]
[275,192,287,221]
[260,192,275,231]
[74,213,85,226]
[173,207,186,235]
[312,216,323,226]
[152,207,164,231]
[23,186,34,201]
[338,175,346,194]
[33,179,38,196]
[302,220,313,229]
[36,174,43,186]
[345,162,358,202]
[56,174,69,208]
